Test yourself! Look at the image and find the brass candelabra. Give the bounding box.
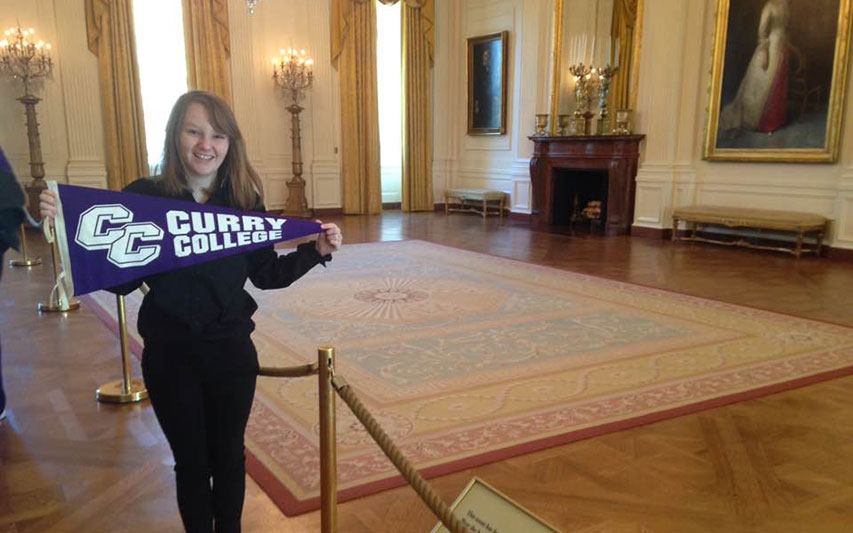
[566,63,618,136]
[0,26,53,220]
[568,63,595,135]
[273,48,314,218]
[596,65,618,135]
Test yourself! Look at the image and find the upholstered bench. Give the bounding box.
[445,188,506,218]
[672,205,828,258]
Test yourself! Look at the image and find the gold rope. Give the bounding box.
[332,376,471,533]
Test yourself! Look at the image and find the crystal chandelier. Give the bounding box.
[0,26,53,96]
[246,0,260,15]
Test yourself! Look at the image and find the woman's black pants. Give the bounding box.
[142,336,258,533]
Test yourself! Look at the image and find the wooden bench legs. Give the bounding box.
[672,216,827,258]
[444,194,505,218]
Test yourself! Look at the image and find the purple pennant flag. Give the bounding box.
[49,182,322,296]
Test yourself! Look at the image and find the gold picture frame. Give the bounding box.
[704,0,853,162]
[467,31,509,135]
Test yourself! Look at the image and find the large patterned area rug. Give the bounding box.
[85,240,853,515]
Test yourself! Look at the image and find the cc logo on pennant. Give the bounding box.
[75,204,164,267]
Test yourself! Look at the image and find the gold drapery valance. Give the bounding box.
[332,0,433,68]
[182,0,232,104]
[85,0,149,190]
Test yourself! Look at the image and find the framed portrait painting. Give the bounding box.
[467,31,509,135]
[704,0,853,162]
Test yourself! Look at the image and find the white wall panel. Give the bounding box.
[228,0,339,210]
[836,192,853,244]
[54,0,106,187]
[437,0,551,210]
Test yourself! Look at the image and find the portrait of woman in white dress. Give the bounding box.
[706,0,849,160]
[719,0,790,137]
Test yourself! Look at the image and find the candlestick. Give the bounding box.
[273,47,314,218]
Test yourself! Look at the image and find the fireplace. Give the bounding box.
[551,168,608,230]
[528,134,645,235]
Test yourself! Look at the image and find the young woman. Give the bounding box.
[41,90,342,532]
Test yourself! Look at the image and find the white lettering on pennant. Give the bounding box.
[217,214,241,233]
[208,233,224,252]
[173,235,191,257]
[76,204,296,267]
[191,212,216,233]
[173,230,276,258]
[167,210,286,237]
[166,210,190,235]
[222,232,237,249]
[241,215,265,231]
[265,217,286,231]
[191,233,210,254]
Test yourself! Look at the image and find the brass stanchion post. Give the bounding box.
[38,223,79,312]
[96,294,148,403]
[9,224,42,267]
[318,346,337,533]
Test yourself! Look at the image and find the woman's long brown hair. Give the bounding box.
[159,91,263,210]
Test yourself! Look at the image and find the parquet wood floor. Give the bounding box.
[1,212,852,532]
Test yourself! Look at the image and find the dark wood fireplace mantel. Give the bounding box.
[529,134,645,235]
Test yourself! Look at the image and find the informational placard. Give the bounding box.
[430,477,561,533]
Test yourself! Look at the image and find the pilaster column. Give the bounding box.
[308,0,341,208]
[632,0,702,230]
[55,0,107,188]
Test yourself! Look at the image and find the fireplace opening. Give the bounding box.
[551,169,608,230]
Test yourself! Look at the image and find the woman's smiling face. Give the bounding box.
[178,102,230,181]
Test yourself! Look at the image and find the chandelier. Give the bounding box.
[246,0,261,15]
[0,26,53,96]
[272,48,314,99]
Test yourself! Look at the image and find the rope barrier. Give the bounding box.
[252,347,469,532]
[258,362,318,378]
[331,375,471,533]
